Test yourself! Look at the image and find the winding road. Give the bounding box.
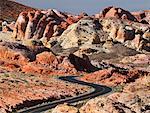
[17,76,112,113]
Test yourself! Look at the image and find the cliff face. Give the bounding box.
[0,0,36,21]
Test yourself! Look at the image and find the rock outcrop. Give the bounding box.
[132,10,150,24]
[101,6,137,21]
[80,75,150,113]
[59,17,108,49]
[22,52,77,75]
[81,68,149,86]
[11,7,150,54]
[101,18,150,52]
[0,41,78,75]
[12,9,83,42]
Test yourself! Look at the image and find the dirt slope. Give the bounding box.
[0,0,36,21]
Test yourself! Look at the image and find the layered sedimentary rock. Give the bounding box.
[12,9,83,42]
[12,7,150,54]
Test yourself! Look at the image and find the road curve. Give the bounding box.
[17,76,112,113]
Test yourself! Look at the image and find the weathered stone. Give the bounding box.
[80,75,150,113]
[12,12,28,39]
[25,11,43,39]
[36,52,57,65]
[52,104,78,113]
[59,18,108,49]
[116,26,135,43]
[102,6,137,21]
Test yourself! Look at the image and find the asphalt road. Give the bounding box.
[17,76,112,113]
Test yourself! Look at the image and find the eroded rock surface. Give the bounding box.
[0,4,150,113]
[80,75,150,113]
[0,41,79,75]
[52,104,78,113]
[12,9,82,42]
[52,75,150,113]
[81,68,149,86]
[0,72,89,112]
[101,6,137,22]
[59,17,108,49]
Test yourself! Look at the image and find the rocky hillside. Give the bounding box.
[0,0,35,21]
[0,5,149,113]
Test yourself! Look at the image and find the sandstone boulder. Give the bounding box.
[101,18,150,52]
[102,18,135,42]
[102,6,137,21]
[59,17,108,49]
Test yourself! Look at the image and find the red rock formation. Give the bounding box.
[43,21,55,41]
[36,52,57,65]
[102,6,137,21]
[66,16,78,25]
[22,53,77,75]
[12,12,28,39]
[132,10,150,24]
[25,11,44,39]
[81,68,148,86]
[13,9,78,41]
[12,7,95,41]
[0,41,80,75]
[33,15,48,39]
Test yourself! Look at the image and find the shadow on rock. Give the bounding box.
[68,54,99,73]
